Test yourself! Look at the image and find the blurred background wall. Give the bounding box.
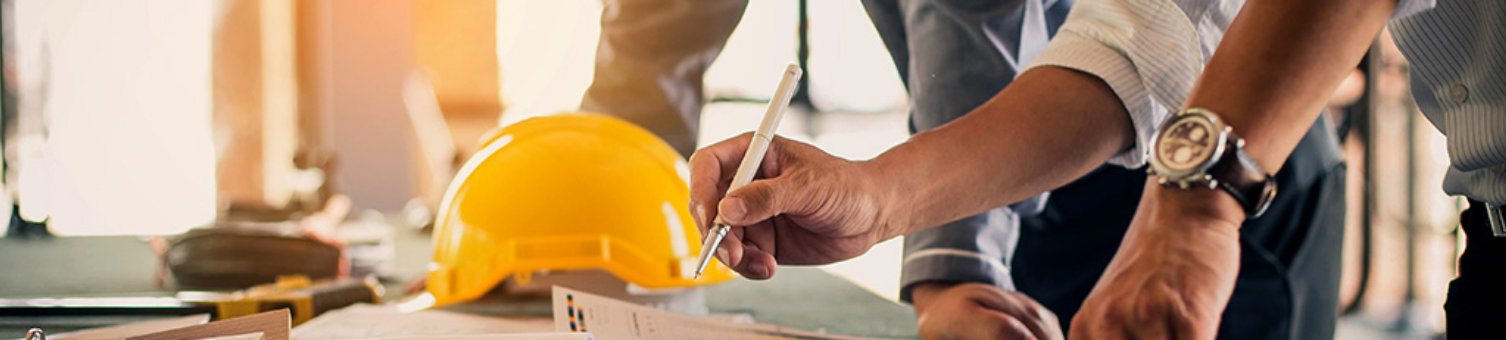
[9,0,216,235]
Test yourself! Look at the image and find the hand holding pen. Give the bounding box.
[688,64,902,280]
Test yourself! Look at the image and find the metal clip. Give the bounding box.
[1488,204,1505,238]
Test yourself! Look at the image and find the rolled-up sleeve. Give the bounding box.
[1023,0,1435,168]
[900,0,1436,305]
[1026,31,1169,168]
[1021,0,1202,168]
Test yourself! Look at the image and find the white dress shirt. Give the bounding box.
[1023,0,1435,168]
[1390,0,1506,232]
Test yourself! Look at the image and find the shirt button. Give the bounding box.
[1448,83,1470,104]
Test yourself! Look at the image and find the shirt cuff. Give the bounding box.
[1024,31,1168,168]
[898,248,1016,303]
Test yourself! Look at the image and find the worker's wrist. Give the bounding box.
[908,281,960,312]
[857,158,912,241]
[1145,179,1247,230]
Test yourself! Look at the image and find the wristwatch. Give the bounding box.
[1147,108,1278,219]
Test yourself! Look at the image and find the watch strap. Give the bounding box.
[1207,137,1276,218]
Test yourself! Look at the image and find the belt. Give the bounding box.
[1489,203,1505,237]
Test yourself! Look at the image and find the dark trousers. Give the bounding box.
[1446,200,1506,338]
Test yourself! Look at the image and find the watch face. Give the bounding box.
[1154,115,1221,175]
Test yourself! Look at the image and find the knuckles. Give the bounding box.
[916,285,1048,340]
[1074,289,1196,339]
[918,312,1029,340]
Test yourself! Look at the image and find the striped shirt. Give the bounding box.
[1024,0,1435,168]
[1022,0,1506,231]
[1391,1,1506,208]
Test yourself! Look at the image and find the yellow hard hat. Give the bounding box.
[425,113,733,306]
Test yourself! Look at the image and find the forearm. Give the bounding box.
[869,67,1133,237]
[1188,0,1394,175]
[1069,0,1402,337]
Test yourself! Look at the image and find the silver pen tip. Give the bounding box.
[692,224,729,279]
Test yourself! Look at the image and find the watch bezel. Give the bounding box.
[1149,109,1229,183]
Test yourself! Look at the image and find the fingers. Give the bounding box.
[705,218,778,279]
[687,133,796,281]
[689,134,754,272]
[737,237,778,279]
[718,174,819,227]
[935,310,1036,340]
[1070,298,1134,340]
[688,133,756,233]
[1070,293,1197,340]
[914,284,1064,340]
[711,135,824,227]
[1006,294,1063,340]
[991,314,1038,340]
[917,304,1038,340]
[966,286,1062,340]
[717,226,744,268]
[689,134,847,280]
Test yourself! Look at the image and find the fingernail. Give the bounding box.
[751,264,771,278]
[720,198,747,222]
[715,248,729,264]
[693,203,707,226]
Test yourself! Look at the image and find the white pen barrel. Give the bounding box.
[726,135,770,192]
[726,64,802,192]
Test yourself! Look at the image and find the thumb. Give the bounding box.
[717,175,816,226]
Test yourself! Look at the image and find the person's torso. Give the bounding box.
[1391,0,1506,204]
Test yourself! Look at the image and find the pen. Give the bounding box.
[694,63,803,278]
